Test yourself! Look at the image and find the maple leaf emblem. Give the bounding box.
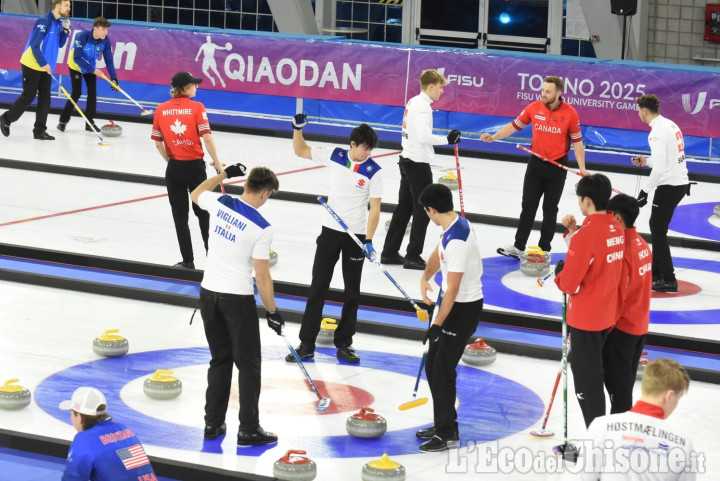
[170,119,186,136]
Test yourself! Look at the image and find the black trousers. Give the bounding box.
[299,226,365,348]
[200,288,261,430]
[165,159,209,263]
[514,156,568,252]
[5,65,52,135]
[650,184,688,282]
[568,325,610,428]
[426,298,483,438]
[603,328,645,414]
[59,70,97,124]
[382,156,432,259]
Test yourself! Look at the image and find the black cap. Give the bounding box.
[171,71,203,90]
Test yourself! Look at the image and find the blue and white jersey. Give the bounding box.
[198,191,273,295]
[438,215,483,302]
[311,146,383,234]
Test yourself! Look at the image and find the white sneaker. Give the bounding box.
[497,245,522,259]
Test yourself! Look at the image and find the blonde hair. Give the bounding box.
[170,85,193,97]
[420,69,447,90]
[641,358,690,397]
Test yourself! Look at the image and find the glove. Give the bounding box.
[61,17,71,31]
[637,190,648,208]
[111,78,119,92]
[554,260,565,276]
[224,162,247,179]
[266,309,285,336]
[447,130,461,144]
[363,240,376,261]
[424,324,442,345]
[292,113,308,130]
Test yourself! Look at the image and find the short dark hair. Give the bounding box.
[637,94,660,114]
[575,173,612,211]
[545,76,564,92]
[419,183,454,214]
[350,123,377,150]
[93,17,112,28]
[607,193,640,228]
[245,167,279,195]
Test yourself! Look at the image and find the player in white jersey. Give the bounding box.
[381,69,461,270]
[191,165,285,446]
[632,95,690,293]
[416,183,484,452]
[582,358,701,481]
[287,115,383,364]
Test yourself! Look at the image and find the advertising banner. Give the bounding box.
[1,15,717,137]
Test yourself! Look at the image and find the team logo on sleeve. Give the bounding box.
[202,112,208,120]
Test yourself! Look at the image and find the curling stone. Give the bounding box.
[437,172,459,190]
[384,218,411,234]
[636,358,649,381]
[714,203,720,218]
[317,318,337,346]
[101,120,122,137]
[0,379,32,410]
[273,450,317,481]
[362,453,405,481]
[346,407,387,439]
[92,329,129,357]
[143,369,182,400]
[519,246,551,277]
[270,249,278,267]
[462,338,497,366]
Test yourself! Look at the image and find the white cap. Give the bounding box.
[59,387,108,416]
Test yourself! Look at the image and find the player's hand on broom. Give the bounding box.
[554,260,565,276]
[266,309,285,336]
[447,130,461,144]
[362,240,376,261]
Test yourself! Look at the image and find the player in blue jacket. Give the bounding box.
[0,0,70,140]
[58,17,119,133]
[60,387,157,481]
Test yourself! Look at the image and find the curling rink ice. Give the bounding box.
[1,114,720,479]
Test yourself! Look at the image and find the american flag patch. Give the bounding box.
[116,444,150,470]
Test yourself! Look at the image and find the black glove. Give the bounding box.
[424,324,442,345]
[447,130,461,144]
[224,162,247,179]
[266,309,285,336]
[111,78,119,92]
[637,190,648,208]
[292,113,308,130]
[554,260,565,276]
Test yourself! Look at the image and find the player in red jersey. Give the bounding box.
[554,174,624,428]
[481,76,588,259]
[151,71,224,269]
[604,193,653,414]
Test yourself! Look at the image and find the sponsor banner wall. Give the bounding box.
[0,14,717,138]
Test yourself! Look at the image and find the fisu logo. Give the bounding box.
[681,92,720,114]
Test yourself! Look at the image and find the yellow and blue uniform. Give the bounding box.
[19,10,68,71]
[67,30,117,78]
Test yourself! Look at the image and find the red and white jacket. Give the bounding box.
[616,227,652,336]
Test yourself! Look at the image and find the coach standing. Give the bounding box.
[381,69,461,270]
[0,0,70,140]
[481,76,588,259]
[632,94,689,294]
[152,71,223,269]
[191,166,284,446]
